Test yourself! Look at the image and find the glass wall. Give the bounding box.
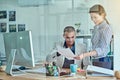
[0,0,114,70]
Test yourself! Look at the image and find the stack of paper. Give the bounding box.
[86,65,114,76]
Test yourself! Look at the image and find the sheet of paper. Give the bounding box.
[86,65,114,76]
[57,48,75,60]
[25,67,46,74]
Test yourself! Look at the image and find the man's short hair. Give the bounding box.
[64,26,75,33]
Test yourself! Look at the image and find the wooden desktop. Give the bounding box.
[0,68,117,80]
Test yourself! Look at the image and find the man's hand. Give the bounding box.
[57,52,61,56]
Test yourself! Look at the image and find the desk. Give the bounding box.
[0,70,116,80]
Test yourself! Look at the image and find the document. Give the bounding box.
[57,48,75,60]
[86,65,114,76]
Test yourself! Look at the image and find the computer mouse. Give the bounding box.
[19,66,26,70]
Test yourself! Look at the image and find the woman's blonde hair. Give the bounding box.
[89,4,109,24]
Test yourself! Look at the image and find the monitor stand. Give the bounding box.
[5,49,26,76]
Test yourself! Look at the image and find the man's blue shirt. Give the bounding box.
[62,41,75,68]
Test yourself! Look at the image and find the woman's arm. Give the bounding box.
[74,50,97,60]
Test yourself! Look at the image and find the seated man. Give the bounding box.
[46,26,91,69]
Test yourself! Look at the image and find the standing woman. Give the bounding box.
[74,4,113,65]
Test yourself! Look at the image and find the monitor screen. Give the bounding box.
[3,31,35,68]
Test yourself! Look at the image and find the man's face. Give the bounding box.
[63,31,76,47]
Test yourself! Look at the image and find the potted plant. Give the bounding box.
[75,23,81,34]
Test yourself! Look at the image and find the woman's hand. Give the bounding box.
[74,54,84,60]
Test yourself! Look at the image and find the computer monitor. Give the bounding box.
[3,31,35,75]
